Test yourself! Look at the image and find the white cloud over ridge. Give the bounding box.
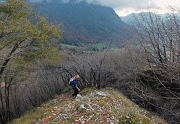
[30,0,180,16]
[30,0,150,8]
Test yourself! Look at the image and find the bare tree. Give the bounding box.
[128,10,180,123]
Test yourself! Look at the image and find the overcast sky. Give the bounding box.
[31,0,180,16]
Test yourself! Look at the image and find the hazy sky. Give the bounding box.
[113,0,180,16]
[30,0,180,16]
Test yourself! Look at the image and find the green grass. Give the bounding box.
[93,43,106,50]
[61,43,85,51]
[8,107,51,124]
[61,43,107,52]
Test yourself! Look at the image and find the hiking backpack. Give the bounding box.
[69,77,74,86]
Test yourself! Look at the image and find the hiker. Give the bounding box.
[69,75,81,98]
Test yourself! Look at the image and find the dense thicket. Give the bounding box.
[122,11,180,123]
[0,0,62,123]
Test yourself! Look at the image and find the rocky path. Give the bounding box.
[34,87,166,124]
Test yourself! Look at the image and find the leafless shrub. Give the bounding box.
[122,9,180,123]
[56,48,140,90]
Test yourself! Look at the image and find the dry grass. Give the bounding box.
[9,87,167,124]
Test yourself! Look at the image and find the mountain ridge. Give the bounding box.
[32,1,131,47]
[120,12,169,25]
[9,87,167,124]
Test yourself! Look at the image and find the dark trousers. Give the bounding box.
[72,88,79,97]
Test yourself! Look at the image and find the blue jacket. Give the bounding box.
[72,80,78,89]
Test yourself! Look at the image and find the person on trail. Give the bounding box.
[69,75,81,98]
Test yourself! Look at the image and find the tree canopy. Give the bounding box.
[0,0,63,79]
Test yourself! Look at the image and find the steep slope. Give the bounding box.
[32,1,130,47]
[9,87,167,124]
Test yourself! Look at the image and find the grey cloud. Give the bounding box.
[29,0,149,6]
[29,0,158,10]
[86,0,150,8]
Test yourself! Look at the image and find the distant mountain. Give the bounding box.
[32,1,131,47]
[121,12,167,25]
[120,14,135,25]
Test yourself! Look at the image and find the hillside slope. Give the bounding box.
[9,87,167,124]
[32,1,130,47]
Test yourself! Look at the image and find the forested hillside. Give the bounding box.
[32,0,131,47]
